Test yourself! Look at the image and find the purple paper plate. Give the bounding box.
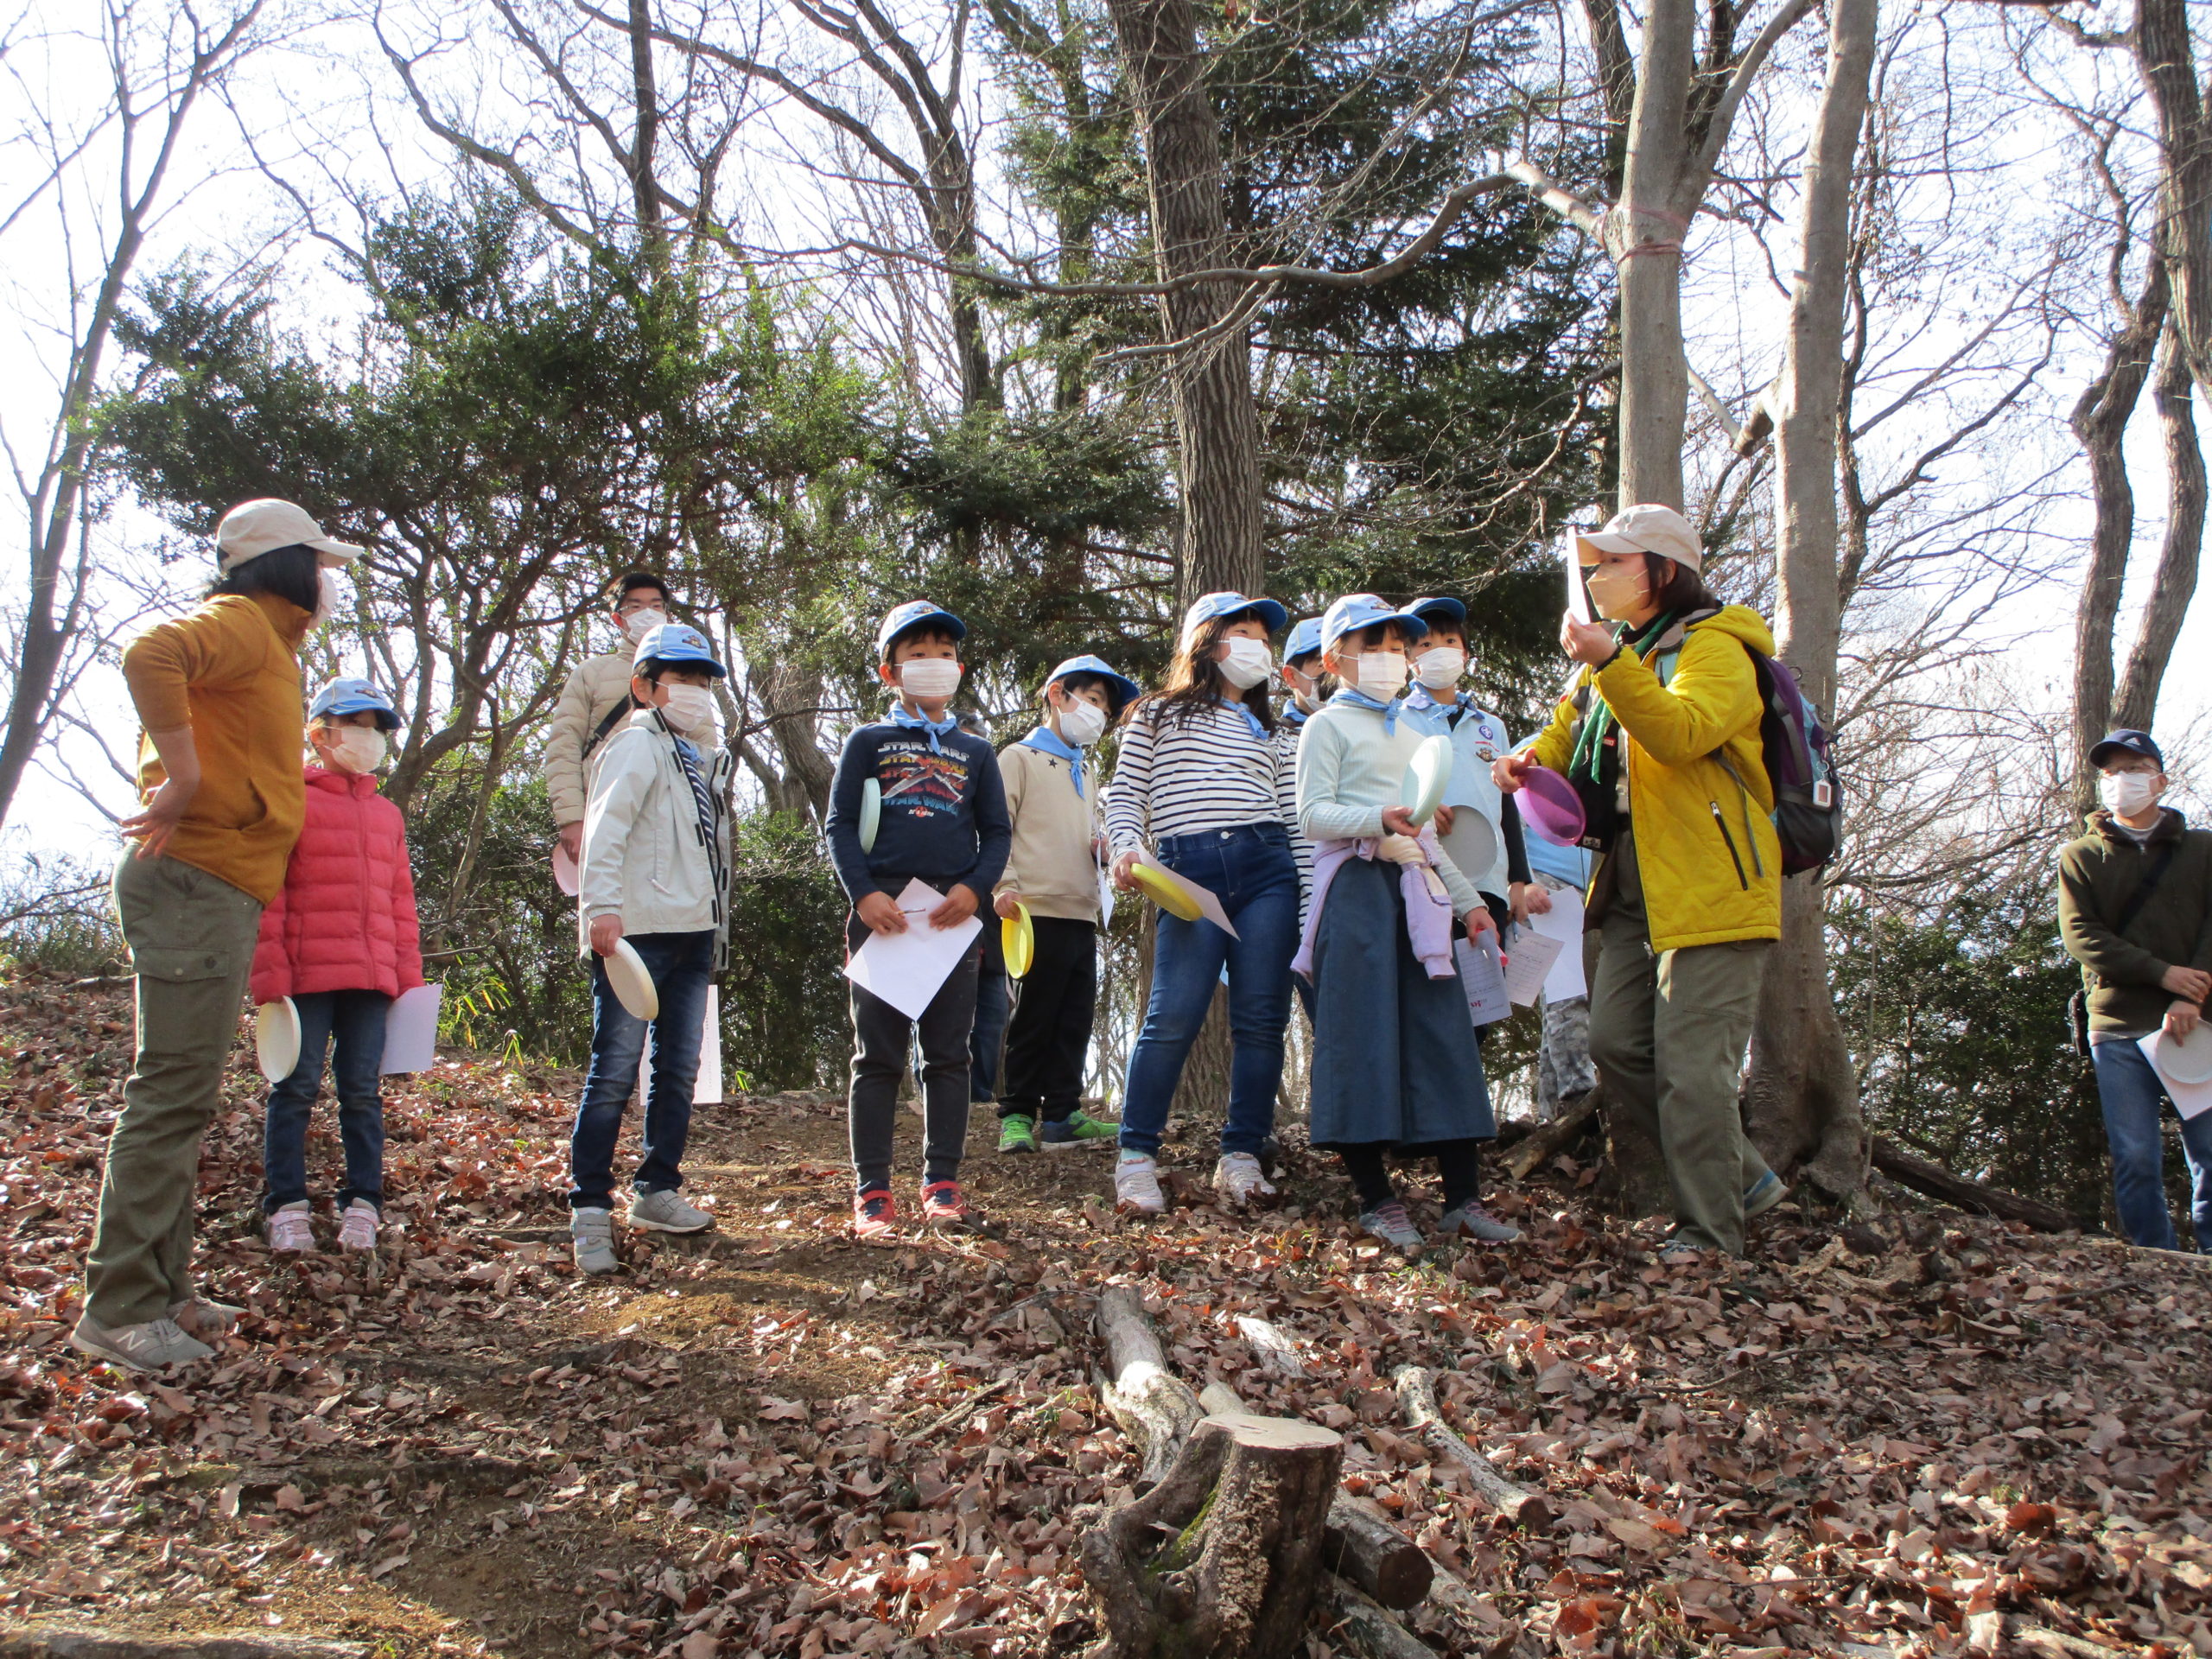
[1519,766,1586,846]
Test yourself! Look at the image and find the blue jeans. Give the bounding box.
[263,988,389,1213]
[2093,1039,2212,1249]
[1119,823,1300,1158]
[569,930,715,1209]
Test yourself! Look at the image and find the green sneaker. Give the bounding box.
[1039,1109,1120,1151]
[998,1115,1039,1154]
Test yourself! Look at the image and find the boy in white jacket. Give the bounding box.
[570,623,733,1274]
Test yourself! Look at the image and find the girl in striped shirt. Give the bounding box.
[1104,592,1302,1217]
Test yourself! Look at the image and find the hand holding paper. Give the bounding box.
[845,879,984,1020]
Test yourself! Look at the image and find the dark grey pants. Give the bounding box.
[845,912,980,1194]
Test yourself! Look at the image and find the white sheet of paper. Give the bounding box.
[1455,936,1512,1027]
[2139,1033,2212,1120]
[1503,926,1565,1007]
[1096,861,1117,931]
[1566,544,1596,626]
[1529,888,1587,1001]
[845,878,984,1020]
[380,983,442,1075]
[1155,858,1240,939]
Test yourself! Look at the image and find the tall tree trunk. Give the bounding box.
[1606,0,1697,508]
[1745,0,1877,1203]
[1104,0,1263,601]
[2115,323,2207,733]
[2138,0,2212,398]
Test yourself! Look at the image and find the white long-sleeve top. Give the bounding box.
[1103,699,1297,854]
[1294,696,1484,917]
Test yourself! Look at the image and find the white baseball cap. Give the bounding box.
[216,499,365,575]
[1574,503,1702,573]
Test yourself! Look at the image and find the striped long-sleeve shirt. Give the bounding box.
[1103,699,1298,855]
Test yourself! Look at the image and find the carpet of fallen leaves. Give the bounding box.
[0,963,2208,1659]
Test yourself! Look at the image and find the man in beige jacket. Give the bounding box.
[992,654,1140,1153]
[545,571,674,860]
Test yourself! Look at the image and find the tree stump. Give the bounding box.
[1082,1411,1344,1659]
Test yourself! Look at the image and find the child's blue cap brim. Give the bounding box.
[1407,595,1466,629]
[632,622,728,677]
[876,601,967,659]
[1321,594,1430,655]
[308,677,400,731]
[1045,654,1141,713]
[1180,591,1288,640]
[1285,618,1325,663]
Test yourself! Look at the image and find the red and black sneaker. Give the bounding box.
[919,1179,974,1228]
[852,1187,899,1240]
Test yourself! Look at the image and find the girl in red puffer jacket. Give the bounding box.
[251,677,423,1255]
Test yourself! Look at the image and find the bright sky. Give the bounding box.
[1,0,2206,868]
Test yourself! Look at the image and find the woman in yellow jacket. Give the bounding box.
[1494,505,1785,1260]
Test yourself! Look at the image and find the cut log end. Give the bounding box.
[1199,1410,1342,1450]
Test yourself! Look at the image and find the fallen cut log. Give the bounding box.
[1235,1315,1306,1377]
[1871,1138,2081,1235]
[1197,1382,1431,1609]
[1082,1411,1344,1659]
[1394,1365,1552,1529]
[1323,1575,1439,1659]
[1504,1087,1601,1182]
[0,1632,366,1659]
[1094,1285,1204,1490]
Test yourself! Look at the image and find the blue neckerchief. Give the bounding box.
[1019,725,1084,797]
[888,700,960,753]
[1404,683,1474,727]
[1331,686,1403,735]
[1281,701,1308,728]
[1218,696,1267,739]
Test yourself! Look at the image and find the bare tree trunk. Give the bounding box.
[1747,0,1877,1203]
[1103,0,1263,601]
[2138,0,2212,397]
[2114,324,2207,732]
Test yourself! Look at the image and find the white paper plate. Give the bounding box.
[2152,1023,2212,1087]
[256,997,301,1084]
[603,938,659,1020]
[553,838,580,898]
[1401,733,1453,826]
[1438,810,1498,888]
[859,779,881,854]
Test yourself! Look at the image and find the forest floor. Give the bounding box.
[0,963,2208,1659]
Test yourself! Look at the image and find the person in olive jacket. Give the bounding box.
[2058,728,2212,1251]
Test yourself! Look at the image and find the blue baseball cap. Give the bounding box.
[632,622,728,678]
[308,677,399,731]
[876,600,967,660]
[1179,591,1288,645]
[1407,595,1466,630]
[1321,593,1429,655]
[1044,654,1141,714]
[1284,618,1325,664]
[2089,728,2164,769]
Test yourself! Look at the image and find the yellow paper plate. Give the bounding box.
[1131,862,1202,923]
[1002,901,1035,978]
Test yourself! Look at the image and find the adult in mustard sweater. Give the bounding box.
[1496,505,1786,1261]
[73,499,360,1374]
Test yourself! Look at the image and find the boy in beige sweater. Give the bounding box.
[994,656,1140,1152]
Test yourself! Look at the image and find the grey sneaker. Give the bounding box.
[167,1297,243,1342]
[70,1313,213,1372]
[1358,1200,1424,1256]
[1659,1235,1714,1266]
[571,1206,618,1273]
[628,1188,712,1234]
[1744,1171,1790,1221]
[1437,1200,1521,1243]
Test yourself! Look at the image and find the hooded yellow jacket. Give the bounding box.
[1524,605,1782,952]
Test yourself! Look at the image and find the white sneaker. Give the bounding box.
[337,1199,379,1253]
[266,1202,314,1254]
[1114,1153,1165,1216]
[571,1207,618,1274]
[71,1313,212,1371]
[1213,1152,1277,1208]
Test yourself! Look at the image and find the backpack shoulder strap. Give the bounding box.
[2113,841,2181,937]
[582,698,632,760]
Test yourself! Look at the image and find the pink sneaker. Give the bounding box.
[337,1199,379,1253]
[266,1203,314,1254]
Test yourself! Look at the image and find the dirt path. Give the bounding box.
[0,968,2208,1657]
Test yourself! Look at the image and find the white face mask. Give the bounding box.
[2099,771,2159,817]
[658,683,718,736]
[1413,645,1465,691]
[623,607,670,644]
[314,568,345,626]
[899,658,963,701]
[1353,652,1408,701]
[1057,699,1109,747]
[325,726,386,775]
[1217,637,1274,690]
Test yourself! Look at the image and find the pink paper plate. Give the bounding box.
[1519,766,1586,846]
